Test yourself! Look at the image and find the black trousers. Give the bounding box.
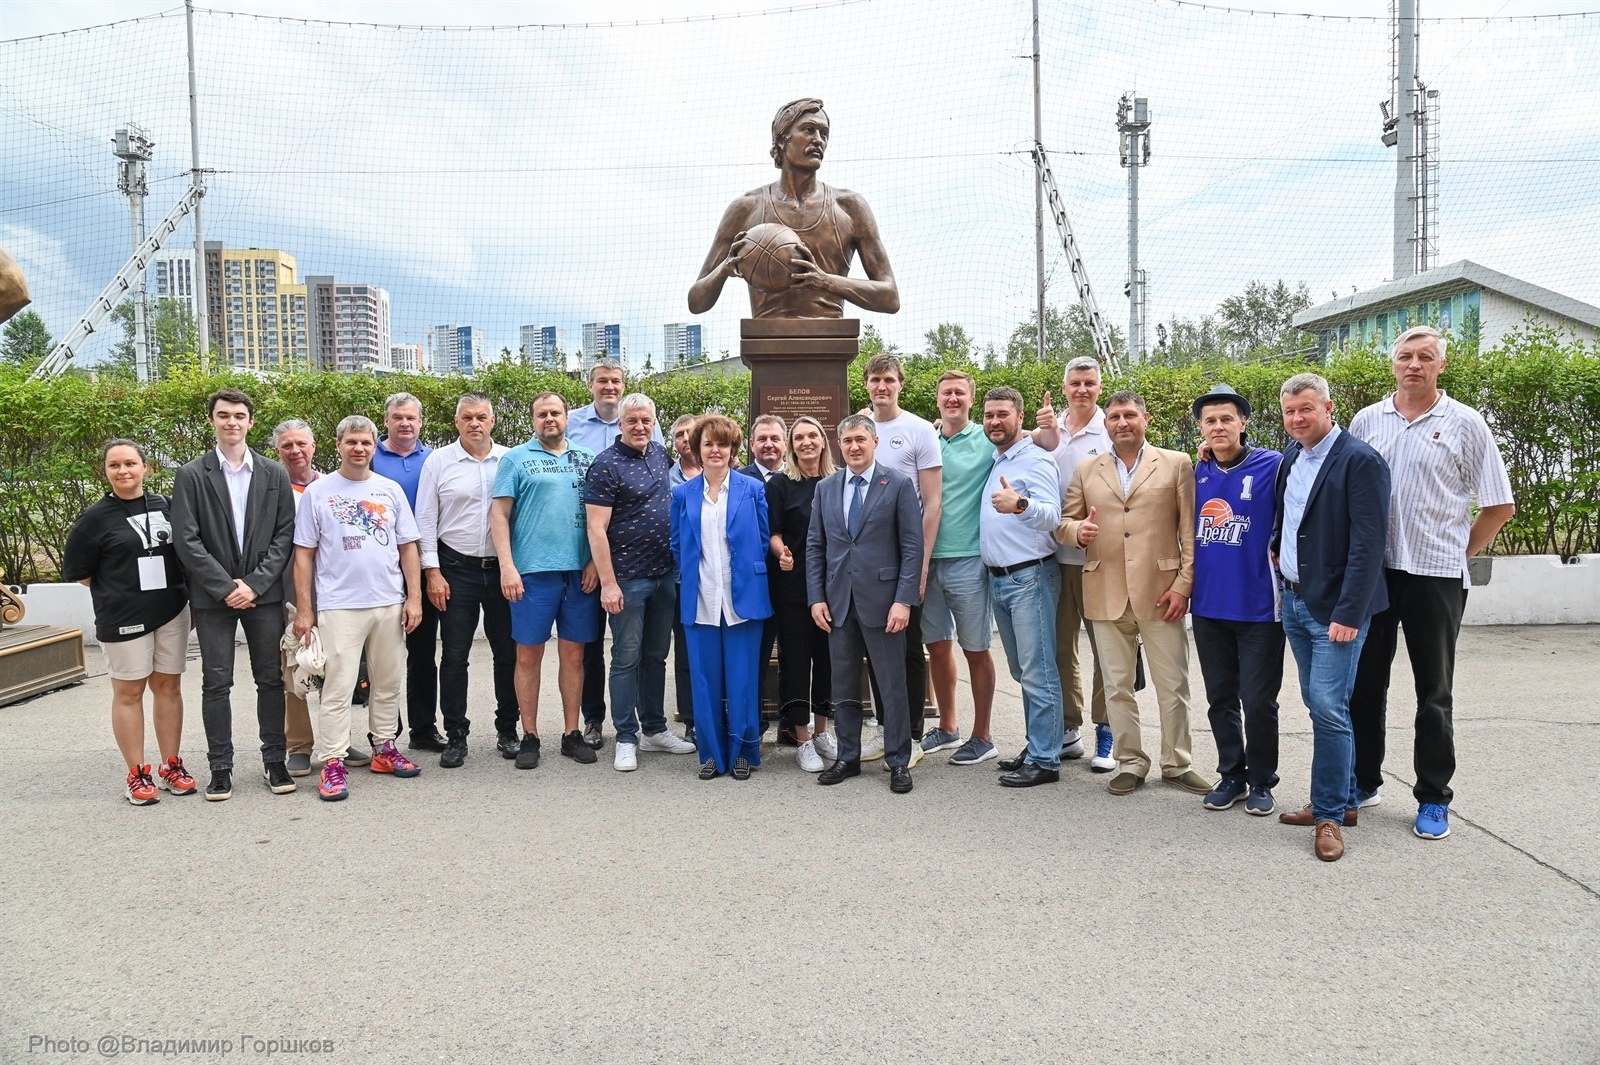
[436,550,518,740]
[775,600,832,727]
[194,605,287,771]
[867,602,927,737]
[404,594,441,736]
[830,606,913,768]
[582,638,607,728]
[672,613,695,728]
[1192,615,1284,789]
[1351,568,1467,806]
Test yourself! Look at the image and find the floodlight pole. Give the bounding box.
[186,0,210,370]
[1392,0,1417,280]
[1032,0,1046,366]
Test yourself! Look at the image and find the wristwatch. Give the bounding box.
[1015,496,1030,513]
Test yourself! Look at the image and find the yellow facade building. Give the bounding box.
[217,248,310,370]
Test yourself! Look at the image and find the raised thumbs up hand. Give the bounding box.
[1035,390,1057,432]
[1077,505,1100,546]
[991,474,1024,514]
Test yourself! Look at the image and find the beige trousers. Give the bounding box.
[282,603,314,756]
[1092,604,1193,778]
[1055,563,1107,730]
[313,605,405,765]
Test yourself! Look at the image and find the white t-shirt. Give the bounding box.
[293,471,420,610]
[872,410,942,502]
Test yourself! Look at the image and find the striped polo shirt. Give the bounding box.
[1348,391,1513,584]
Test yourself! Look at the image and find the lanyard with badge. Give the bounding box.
[124,495,169,592]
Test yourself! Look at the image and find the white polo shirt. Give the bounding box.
[1048,408,1110,564]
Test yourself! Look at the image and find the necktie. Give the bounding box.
[847,474,866,538]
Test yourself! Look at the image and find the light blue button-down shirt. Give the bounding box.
[1278,424,1342,583]
[979,437,1062,568]
[566,402,663,457]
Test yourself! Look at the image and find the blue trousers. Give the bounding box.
[1282,586,1370,823]
[685,618,764,774]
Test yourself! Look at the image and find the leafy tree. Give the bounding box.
[1005,304,1122,365]
[923,322,973,362]
[1216,279,1312,357]
[1151,314,1223,367]
[104,298,198,379]
[1,309,52,369]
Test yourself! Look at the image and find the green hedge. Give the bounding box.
[2,324,1594,583]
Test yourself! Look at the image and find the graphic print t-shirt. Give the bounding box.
[492,439,595,574]
[294,471,419,610]
[61,492,188,643]
[1191,447,1282,623]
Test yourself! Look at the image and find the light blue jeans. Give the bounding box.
[607,575,676,745]
[991,561,1064,770]
[1282,586,1370,823]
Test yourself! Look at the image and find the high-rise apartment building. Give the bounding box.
[151,249,198,320]
[430,325,483,375]
[662,323,703,368]
[216,248,309,370]
[305,276,391,373]
[518,325,567,370]
[389,343,425,373]
[581,322,626,372]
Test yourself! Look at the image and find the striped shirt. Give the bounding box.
[1349,392,1513,584]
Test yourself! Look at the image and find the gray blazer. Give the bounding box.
[805,463,923,627]
[171,448,296,610]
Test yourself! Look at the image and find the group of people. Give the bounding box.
[66,327,1513,862]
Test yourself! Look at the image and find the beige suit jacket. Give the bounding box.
[1056,445,1195,622]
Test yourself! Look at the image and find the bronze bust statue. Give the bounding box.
[689,98,899,320]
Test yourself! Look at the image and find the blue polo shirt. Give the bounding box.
[371,436,432,508]
[584,439,673,581]
[492,439,596,574]
[567,402,664,457]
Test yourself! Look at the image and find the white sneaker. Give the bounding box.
[813,729,838,762]
[638,730,696,755]
[614,741,638,772]
[860,725,886,762]
[1061,727,1086,759]
[796,739,825,773]
[887,742,925,771]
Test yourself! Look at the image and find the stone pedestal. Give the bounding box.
[741,318,859,457]
[0,586,87,707]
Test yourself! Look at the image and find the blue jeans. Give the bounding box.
[1282,586,1370,823]
[607,575,677,745]
[991,561,1064,770]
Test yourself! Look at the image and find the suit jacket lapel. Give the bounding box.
[1127,448,1157,499]
[203,452,241,565]
[1303,432,1347,513]
[242,449,270,556]
[854,468,889,541]
[1095,455,1120,497]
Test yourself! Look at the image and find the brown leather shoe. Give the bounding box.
[1314,821,1345,862]
[1278,802,1356,827]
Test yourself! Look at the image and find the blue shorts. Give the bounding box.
[921,555,993,651]
[508,571,602,646]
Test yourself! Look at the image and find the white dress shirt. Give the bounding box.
[694,476,744,626]
[1278,425,1342,583]
[216,446,252,554]
[416,439,509,567]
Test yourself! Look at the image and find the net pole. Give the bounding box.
[1033,0,1045,366]
[186,0,209,370]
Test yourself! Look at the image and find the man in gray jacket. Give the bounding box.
[806,414,923,794]
[172,388,296,800]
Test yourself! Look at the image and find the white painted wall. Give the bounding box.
[1479,290,1597,352]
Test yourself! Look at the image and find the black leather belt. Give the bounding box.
[988,555,1052,578]
[440,542,498,570]
[1281,576,1303,596]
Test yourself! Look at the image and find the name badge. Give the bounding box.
[138,555,168,591]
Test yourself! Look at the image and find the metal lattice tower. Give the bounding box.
[113,124,154,380]
[1117,93,1151,361]
[1383,0,1438,279]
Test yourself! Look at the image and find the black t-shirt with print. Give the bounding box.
[61,492,188,643]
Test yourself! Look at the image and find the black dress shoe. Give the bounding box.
[818,759,861,785]
[496,731,519,759]
[889,766,913,794]
[408,729,448,753]
[440,737,467,769]
[997,747,1030,772]
[999,762,1060,788]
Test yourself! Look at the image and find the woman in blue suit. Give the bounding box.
[671,414,774,780]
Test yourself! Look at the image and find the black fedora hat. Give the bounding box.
[1191,383,1251,420]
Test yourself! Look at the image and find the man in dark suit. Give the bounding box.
[806,414,923,793]
[1270,373,1390,862]
[172,388,297,800]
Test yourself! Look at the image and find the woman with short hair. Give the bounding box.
[670,414,773,780]
[62,440,195,805]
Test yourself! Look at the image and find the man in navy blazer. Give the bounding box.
[806,414,923,793]
[171,387,297,800]
[1269,373,1390,862]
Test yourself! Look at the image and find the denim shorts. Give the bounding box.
[921,555,993,651]
[508,570,602,645]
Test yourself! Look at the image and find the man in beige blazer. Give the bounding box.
[1056,390,1210,796]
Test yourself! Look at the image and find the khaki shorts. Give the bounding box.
[102,606,191,681]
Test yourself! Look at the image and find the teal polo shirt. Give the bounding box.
[932,420,992,559]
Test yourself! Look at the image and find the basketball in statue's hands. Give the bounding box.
[734,223,809,293]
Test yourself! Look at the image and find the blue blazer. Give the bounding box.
[671,471,774,626]
[1270,430,1391,629]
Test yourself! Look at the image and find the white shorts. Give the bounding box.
[102,606,191,681]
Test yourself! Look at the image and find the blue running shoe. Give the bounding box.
[1090,722,1115,772]
[1203,777,1247,810]
[1245,786,1275,816]
[1415,803,1451,839]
